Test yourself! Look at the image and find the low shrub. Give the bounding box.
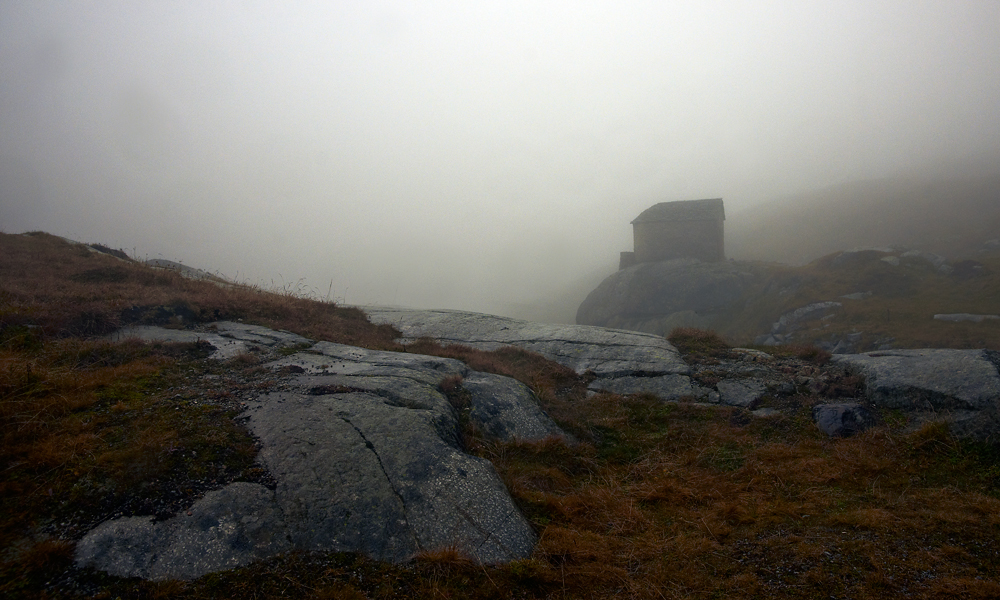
[668,327,732,360]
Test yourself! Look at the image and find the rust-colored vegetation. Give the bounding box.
[667,327,733,362]
[0,232,399,348]
[3,232,1000,599]
[717,249,1000,351]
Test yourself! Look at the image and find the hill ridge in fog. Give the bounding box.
[726,172,1000,265]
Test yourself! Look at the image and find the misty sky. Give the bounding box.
[2,1,999,317]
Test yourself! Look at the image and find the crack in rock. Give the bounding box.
[338,415,418,550]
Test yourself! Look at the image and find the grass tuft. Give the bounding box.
[791,344,834,365]
[668,327,732,361]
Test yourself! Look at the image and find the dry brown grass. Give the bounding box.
[0,232,399,348]
[0,338,265,561]
[461,391,1000,599]
[715,250,1000,350]
[667,327,732,360]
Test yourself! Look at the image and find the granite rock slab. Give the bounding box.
[362,307,689,378]
[77,326,551,580]
[833,349,1000,439]
[833,349,1000,411]
[109,321,312,360]
[461,371,566,441]
[362,307,692,403]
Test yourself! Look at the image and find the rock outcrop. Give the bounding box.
[753,301,842,347]
[367,308,1000,441]
[834,349,1000,438]
[362,307,699,400]
[110,321,312,360]
[812,403,878,437]
[575,247,994,354]
[574,258,771,336]
[77,314,1000,582]
[933,313,1000,323]
[78,323,553,580]
[461,372,564,441]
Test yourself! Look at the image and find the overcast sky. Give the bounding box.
[2,1,999,316]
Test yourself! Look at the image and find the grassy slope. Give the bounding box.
[3,232,1000,599]
[712,249,1000,351]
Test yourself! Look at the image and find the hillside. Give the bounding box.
[578,247,1000,353]
[3,232,1000,599]
[548,172,1000,328]
[727,172,1000,264]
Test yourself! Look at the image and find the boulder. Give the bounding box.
[717,379,767,408]
[461,372,565,441]
[812,403,878,437]
[833,349,1000,439]
[833,349,1000,411]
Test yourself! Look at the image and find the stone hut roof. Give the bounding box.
[631,198,725,224]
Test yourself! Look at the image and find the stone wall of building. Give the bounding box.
[633,218,724,264]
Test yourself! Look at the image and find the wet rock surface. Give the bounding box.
[461,372,565,441]
[109,321,312,360]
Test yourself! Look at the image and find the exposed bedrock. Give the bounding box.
[77,327,552,580]
[77,320,1000,581]
[834,349,1000,439]
[362,307,698,399]
[574,258,771,336]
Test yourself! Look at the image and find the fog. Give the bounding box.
[2,1,999,320]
